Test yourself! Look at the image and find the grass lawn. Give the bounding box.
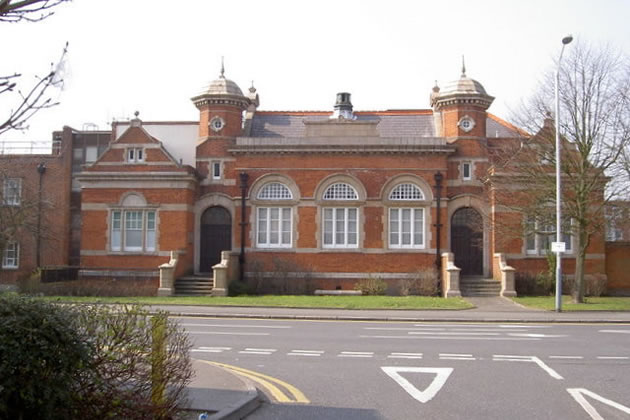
[39,295,473,310]
[513,296,630,311]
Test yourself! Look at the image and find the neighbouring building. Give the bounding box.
[1,64,618,296]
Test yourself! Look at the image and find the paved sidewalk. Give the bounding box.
[152,297,630,324]
[173,297,630,419]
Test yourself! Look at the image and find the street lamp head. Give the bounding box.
[562,35,573,45]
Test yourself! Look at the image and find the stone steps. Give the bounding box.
[175,275,214,296]
[460,277,501,297]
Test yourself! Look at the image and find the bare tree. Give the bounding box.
[489,42,630,303]
[1,0,69,135]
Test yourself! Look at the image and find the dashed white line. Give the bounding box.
[549,356,584,360]
[191,346,232,353]
[339,351,374,358]
[596,356,629,360]
[238,348,277,355]
[188,331,270,336]
[360,335,540,341]
[388,352,423,359]
[440,353,476,360]
[287,350,324,357]
[599,329,630,334]
[409,331,500,336]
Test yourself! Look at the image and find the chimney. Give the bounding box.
[332,92,355,120]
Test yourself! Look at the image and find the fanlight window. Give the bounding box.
[258,183,292,200]
[389,183,423,201]
[323,183,358,200]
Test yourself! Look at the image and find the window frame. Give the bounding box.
[256,207,292,248]
[525,216,573,255]
[2,241,19,269]
[462,162,472,181]
[3,178,22,206]
[126,147,145,163]
[322,207,358,248]
[389,207,425,249]
[212,161,222,180]
[110,209,157,253]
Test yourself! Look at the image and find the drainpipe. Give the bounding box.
[433,172,443,290]
[36,162,46,267]
[239,172,249,282]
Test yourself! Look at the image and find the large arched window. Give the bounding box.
[256,182,292,248]
[388,183,425,249]
[322,183,359,248]
[110,193,157,253]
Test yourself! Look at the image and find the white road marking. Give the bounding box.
[409,331,500,336]
[364,327,446,331]
[567,388,630,419]
[381,366,453,404]
[339,351,374,358]
[288,350,324,357]
[388,352,423,359]
[360,335,540,341]
[180,323,291,329]
[188,331,270,336]
[549,356,584,360]
[288,352,321,357]
[439,353,476,360]
[191,349,226,353]
[239,348,277,355]
[493,355,563,380]
[498,325,550,329]
[596,356,629,360]
[507,333,567,338]
[599,329,630,334]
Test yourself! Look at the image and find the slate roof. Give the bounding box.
[249,111,521,138]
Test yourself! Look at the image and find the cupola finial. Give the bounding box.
[220,56,225,79]
[461,55,466,77]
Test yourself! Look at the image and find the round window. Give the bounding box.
[210,116,225,132]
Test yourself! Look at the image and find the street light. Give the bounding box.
[554,34,573,312]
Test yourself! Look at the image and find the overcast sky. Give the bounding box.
[2,0,629,142]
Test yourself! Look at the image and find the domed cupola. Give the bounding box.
[434,60,494,111]
[432,58,494,138]
[191,60,251,138]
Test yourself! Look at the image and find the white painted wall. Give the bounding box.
[114,122,198,166]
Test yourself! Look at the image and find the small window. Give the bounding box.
[2,241,19,268]
[462,162,472,180]
[323,183,358,200]
[85,146,98,163]
[323,207,358,248]
[111,210,156,252]
[212,161,221,180]
[258,183,292,200]
[2,178,21,206]
[127,148,144,163]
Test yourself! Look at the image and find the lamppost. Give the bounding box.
[554,34,573,312]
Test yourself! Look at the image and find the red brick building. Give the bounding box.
[1,66,609,295]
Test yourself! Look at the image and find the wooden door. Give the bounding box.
[451,207,483,276]
[200,206,232,273]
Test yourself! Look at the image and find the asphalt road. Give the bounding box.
[181,317,630,419]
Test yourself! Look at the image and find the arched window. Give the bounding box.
[257,182,293,200]
[323,183,358,200]
[389,183,424,201]
[256,183,293,248]
[388,183,425,249]
[110,193,156,253]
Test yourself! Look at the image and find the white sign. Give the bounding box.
[381,366,452,403]
[551,242,566,253]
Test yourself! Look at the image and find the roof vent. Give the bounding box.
[332,92,355,120]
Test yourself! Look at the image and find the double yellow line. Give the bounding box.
[198,360,310,404]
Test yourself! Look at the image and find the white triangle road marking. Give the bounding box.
[567,388,630,420]
[381,366,453,404]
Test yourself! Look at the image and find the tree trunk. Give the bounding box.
[572,224,587,303]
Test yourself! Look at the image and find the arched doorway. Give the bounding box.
[451,207,483,276]
[200,206,232,273]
